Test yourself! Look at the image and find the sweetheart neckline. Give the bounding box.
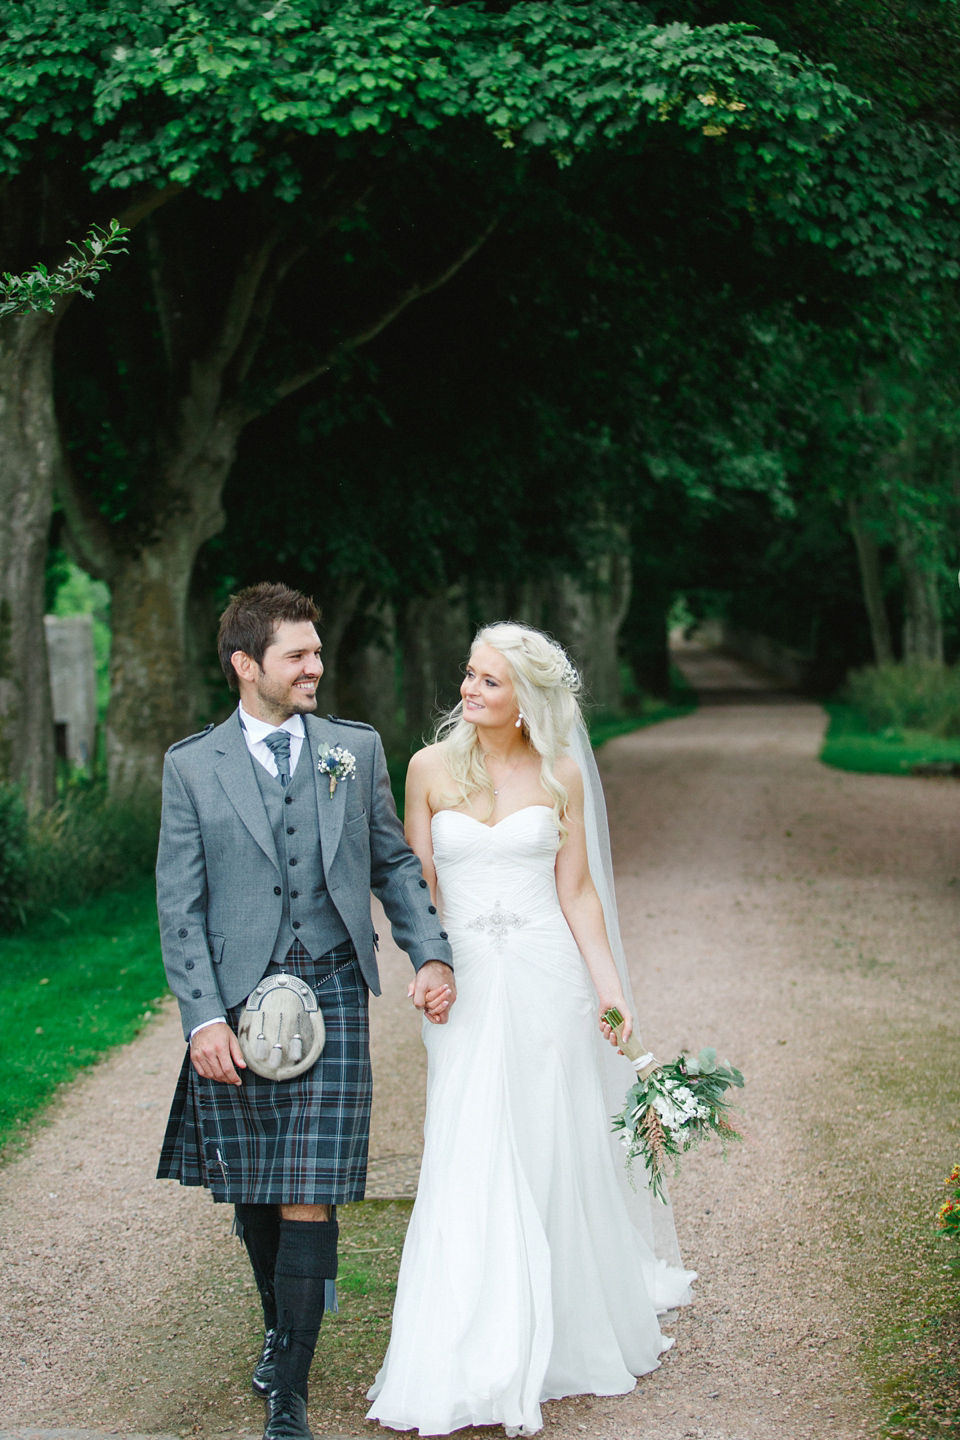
[431,804,554,833]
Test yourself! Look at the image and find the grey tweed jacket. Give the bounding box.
[156,710,452,1039]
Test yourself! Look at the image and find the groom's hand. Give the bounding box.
[190,1021,247,1085]
[408,961,456,1025]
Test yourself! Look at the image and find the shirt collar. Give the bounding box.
[238,704,306,744]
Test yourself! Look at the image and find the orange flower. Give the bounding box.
[938,1199,960,1227]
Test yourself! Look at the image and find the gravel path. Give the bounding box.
[2,663,957,1440]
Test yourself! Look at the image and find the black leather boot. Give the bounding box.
[252,1327,279,1397]
[263,1383,313,1440]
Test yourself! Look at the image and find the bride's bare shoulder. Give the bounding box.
[555,753,583,794]
[407,742,449,783]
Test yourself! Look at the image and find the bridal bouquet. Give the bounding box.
[603,1008,745,1203]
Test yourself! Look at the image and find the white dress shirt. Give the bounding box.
[238,704,306,777]
[190,705,307,1042]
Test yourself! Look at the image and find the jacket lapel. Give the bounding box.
[214,711,280,874]
[305,714,347,876]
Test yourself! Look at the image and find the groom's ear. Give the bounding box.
[231,650,258,687]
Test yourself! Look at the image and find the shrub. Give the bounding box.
[845,661,960,738]
[0,782,159,929]
[0,785,29,931]
[24,784,159,915]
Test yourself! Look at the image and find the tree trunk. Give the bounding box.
[400,587,471,744]
[314,579,364,718]
[183,550,227,728]
[105,440,235,796]
[897,528,944,663]
[62,409,237,797]
[337,599,402,749]
[847,498,894,666]
[107,540,198,795]
[0,311,59,805]
[553,550,632,712]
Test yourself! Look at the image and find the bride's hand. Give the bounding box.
[598,1000,632,1049]
[408,962,457,1024]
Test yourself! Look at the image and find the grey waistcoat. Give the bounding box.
[251,744,350,965]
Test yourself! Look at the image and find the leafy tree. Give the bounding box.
[18,0,861,795]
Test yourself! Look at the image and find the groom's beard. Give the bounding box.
[253,671,320,721]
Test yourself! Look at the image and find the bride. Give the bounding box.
[367,623,695,1437]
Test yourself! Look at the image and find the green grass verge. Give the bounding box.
[821,703,960,776]
[823,1022,960,1438]
[0,875,167,1158]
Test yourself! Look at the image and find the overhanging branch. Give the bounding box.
[229,181,375,389]
[201,229,283,380]
[253,215,501,418]
[115,182,186,232]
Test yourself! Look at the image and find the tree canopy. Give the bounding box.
[5,0,960,798]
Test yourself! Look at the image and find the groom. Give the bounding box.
[156,582,454,1440]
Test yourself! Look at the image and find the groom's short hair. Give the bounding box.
[218,582,320,691]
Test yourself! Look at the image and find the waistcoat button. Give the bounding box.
[289,858,297,866]
[292,921,301,930]
[191,988,202,999]
[290,891,299,899]
[274,886,282,896]
[419,879,427,889]
[186,960,195,970]
[428,905,437,914]
[178,927,188,938]
[439,930,448,940]
[285,795,293,805]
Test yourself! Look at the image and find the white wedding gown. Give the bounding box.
[367,805,695,1436]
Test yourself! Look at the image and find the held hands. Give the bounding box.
[408,961,456,1024]
[599,999,633,1050]
[190,1021,246,1086]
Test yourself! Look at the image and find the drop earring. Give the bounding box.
[515,712,524,729]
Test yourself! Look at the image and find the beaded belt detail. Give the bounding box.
[467,901,527,952]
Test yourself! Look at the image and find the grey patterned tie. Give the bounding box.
[263,728,292,787]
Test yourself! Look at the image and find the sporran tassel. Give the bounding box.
[269,1013,284,1069]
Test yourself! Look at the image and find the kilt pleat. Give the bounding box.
[158,940,371,1204]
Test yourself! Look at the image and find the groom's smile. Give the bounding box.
[233,618,325,725]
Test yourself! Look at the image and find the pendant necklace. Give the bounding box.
[489,754,523,797]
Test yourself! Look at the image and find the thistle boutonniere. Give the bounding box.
[317,743,356,797]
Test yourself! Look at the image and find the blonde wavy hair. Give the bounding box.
[434,622,584,838]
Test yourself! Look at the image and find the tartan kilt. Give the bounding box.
[157,940,371,1204]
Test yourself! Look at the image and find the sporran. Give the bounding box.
[237,972,325,1081]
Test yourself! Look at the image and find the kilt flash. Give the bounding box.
[158,940,371,1204]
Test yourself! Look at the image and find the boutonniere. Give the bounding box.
[317,743,356,797]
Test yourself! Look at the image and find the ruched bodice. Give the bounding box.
[432,806,561,924]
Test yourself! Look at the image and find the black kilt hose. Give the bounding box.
[158,940,371,1205]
